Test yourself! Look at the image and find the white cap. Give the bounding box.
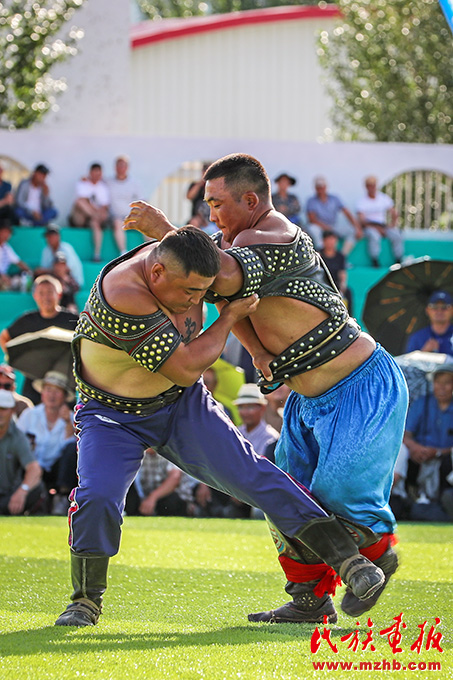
[0,389,15,408]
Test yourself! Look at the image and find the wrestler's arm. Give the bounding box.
[156,295,260,386]
[123,200,246,297]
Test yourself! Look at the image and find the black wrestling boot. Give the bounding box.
[341,546,398,617]
[248,580,337,624]
[294,515,385,601]
[55,552,109,626]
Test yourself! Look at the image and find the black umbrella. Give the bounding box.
[6,325,75,388]
[362,258,453,356]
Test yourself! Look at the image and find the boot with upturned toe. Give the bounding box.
[248,580,337,624]
[341,546,398,617]
[54,552,109,627]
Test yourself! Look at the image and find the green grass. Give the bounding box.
[0,518,451,679]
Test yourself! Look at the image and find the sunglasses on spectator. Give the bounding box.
[0,382,13,390]
[428,303,452,310]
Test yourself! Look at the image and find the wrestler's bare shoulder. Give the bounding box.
[102,254,159,316]
[233,212,297,247]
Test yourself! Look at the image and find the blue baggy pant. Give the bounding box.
[275,345,409,534]
[69,380,328,556]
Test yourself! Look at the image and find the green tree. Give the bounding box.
[317,0,453,143]
[0,0,85,129]
[137,0,318,20]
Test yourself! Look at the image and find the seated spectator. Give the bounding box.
[68,162,110,262]
[14,164,58,227]
[0,219,32,291]
[0,163,14,221]
[0,388,45,515]
[36,224,84,288]
[356,175,403,267]
[272,173,301,226]
[51,252,79,314]
[405,290,453,357]
[186,162,215,233]
[399,364,453,521]
[106,155,142,255]
[17,371,75,503]
[320,231,354,315]
[0,274,78,403]
[234,383,280,519]
[128,448,195,517]
[306,176,361,254]
[0,363,33,417]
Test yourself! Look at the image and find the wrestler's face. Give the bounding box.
[205,177,251,245]
[152,265,214,314]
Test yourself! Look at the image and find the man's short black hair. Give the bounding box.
[204,153,271,201]
[157,226,220,278]
[90,163,102,171]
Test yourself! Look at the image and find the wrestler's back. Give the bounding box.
[78,247,204,399]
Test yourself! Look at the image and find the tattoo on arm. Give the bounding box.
[183,317,197,343]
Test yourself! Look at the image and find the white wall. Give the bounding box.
[1,131,452,225]
[34,0,131,134]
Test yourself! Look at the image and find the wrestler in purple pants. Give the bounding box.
[69,380,328,556]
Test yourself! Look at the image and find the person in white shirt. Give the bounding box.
[14,164,58,227]
[106,156,142,257]
[0,220,32,290]
[69,163,111,262]
[356,175,403,267]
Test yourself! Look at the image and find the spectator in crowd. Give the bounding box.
[128,448,195,517]
[405,290,453,357]
[320,231,353,315]
[36,224,84,288]
[17,371,75,504]
[51,251,79,314]
[0,388,44,515]
[271,173,301,226]
[0,275,78,403]
[356,175,403,267]
[0,363,33,417]
[186,162,213,232]
[106,155,142,256]
[0,219,33,290]
[0,163,14,221]
[398,364,453,521]
[68,162,110,262]
[233,383,280,519]
[14,164,58,227]
[264,383,290,435]
[306,176,361,254]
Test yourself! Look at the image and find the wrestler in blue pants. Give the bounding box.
[70,380,328,556]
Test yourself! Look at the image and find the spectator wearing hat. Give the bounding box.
[36,224,84,288]
[306,176,362,255]
[394,363,453,522]
[17,370,75,500]
[0,364,33,417]
[0,163,14,221]
[106,156,142,255]
[0,274,78,403]
[235,383,280,457]
[405,291,453,357]
[0,218,32,290]
[14,164,58,227]
[272,173,302,226]
[0,388,44,515]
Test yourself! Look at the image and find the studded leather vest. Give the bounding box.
[206,229,361,389]
[72,243,185,413]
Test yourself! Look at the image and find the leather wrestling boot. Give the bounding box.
[341,546,398,617]
[294,515,385,601]
[55,552,109,626]
[248,580,337,624]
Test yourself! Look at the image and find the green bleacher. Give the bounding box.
[2,226,453,366]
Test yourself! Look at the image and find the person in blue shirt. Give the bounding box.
[402,363,453,521]
[405,291,453,357]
